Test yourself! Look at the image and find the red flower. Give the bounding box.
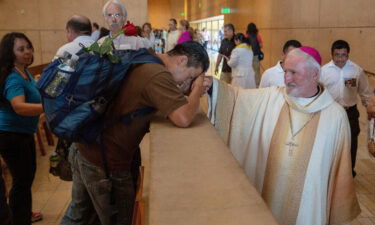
[121,21,138,37]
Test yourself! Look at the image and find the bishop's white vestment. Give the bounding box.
[207,79,360,225]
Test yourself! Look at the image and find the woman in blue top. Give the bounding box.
[0,32,43,225]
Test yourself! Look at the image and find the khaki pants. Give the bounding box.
[220,72,232,84]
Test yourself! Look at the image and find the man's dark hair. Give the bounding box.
[331,40,350,54]
[93,22,99,29]
[66,16,92,35]
[224,23,235,34]
[282,40,302,53]
[170,18,177,25]
[167,41,209,72]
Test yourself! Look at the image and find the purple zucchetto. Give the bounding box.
[299,46,322,65]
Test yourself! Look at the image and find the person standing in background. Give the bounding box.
[246,22,263,87]
[142,22,155,49]
[55,15,94,59]
[91,22,100,41]
[260,40,302,88]
[0,32,44,225]
[214,23,236,84]
[320,40,372,177]
[177,19,192,44]
[201,27,210,50]
[165,18,180,52]
[99,0,152,50]
[224,33,255,89]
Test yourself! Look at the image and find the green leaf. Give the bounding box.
[91,42,101,53]
[108,54,120,64]
[102,36,113,47]
[99,36,114,55]
[100,43,113,55]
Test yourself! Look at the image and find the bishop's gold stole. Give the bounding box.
[262,103,321,225]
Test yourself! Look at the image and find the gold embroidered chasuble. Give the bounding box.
[262,102,321,225]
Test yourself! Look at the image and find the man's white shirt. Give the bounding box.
[98,34,153,51]
[259,61,285,88]
[320,59,371,107]
[55,35,95,60]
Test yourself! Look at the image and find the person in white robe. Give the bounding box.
[223,33,256,89]
[259,40,302,88]
[207,46,360,225]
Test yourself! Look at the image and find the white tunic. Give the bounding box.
[227,44,256,89]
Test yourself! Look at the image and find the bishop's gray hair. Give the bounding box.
[287,48,321,79]
[102,0,127,20]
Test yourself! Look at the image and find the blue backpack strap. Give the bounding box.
[103,107,156,129]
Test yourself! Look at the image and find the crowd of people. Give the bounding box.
[0,0,373,224]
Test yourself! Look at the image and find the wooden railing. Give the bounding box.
[29,63,49,78]
[365,70,375,77]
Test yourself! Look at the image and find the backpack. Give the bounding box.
[36,48,162,144]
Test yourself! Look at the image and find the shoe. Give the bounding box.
[31,212,43,223]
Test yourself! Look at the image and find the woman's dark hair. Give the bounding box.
[234,33,250,45]
[0,32,34,105]
[180,19,190,30]
[246,23,258,36]
[142,22,152,31]
[135,26,143,37]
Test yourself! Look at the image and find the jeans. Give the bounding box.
[61,148,135,225]
[0,131,36,225]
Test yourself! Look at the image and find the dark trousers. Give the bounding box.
[130,147,141,191]
[0,131,36,225]
[345,105,360,176]
[0,159,12,225]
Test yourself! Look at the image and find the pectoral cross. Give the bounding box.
[285,140,298,156]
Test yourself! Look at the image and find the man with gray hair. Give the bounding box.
[99,0,152,50]
[208,46,360,225]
